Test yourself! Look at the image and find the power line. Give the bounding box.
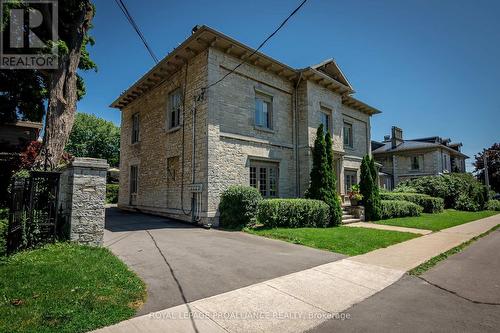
[203,0,309,92]
[114,0,159,63]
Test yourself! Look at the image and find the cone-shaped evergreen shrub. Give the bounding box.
[360,155,382,221]
[305,125,341,226]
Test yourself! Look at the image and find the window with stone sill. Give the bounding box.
[343,122,353,148]
[168,88,182,129]
[249,160,279,197]
[410,155,423,171]
[255,93,273,130]
[320,107,332,135]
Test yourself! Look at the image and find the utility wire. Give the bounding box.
[114,0,159,63]
[203,0,309,91]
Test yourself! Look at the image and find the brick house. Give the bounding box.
[372,126,469,190]
[111,26,381,226]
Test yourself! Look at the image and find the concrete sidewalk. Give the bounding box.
[94,213,500,333]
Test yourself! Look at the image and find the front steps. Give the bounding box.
[341,205,363,224]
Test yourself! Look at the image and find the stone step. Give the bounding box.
[342,218,362,224]
[342,214,355,219]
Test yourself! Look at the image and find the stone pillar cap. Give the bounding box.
[71,157,109,170]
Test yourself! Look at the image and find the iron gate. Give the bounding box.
[7,171,61,254]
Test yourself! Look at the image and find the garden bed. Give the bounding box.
[0,243,146,333]
[376,209,499,231]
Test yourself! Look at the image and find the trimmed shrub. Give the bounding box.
[380,192,444,213]
[486,200,500,211]
[396,173,489,211]
[106,184,119,204]
[380,200,423,219]
[360,155,382,221]
[305,125,342,226]
[219,185,262,229]
[393,185,417,193]
[257,199,330,228]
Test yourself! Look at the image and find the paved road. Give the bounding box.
[309,227,500,333]
[104,208,344,316]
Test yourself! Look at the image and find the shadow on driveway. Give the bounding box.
[104,208,345,316]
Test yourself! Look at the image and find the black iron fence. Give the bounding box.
[7,171,62,254]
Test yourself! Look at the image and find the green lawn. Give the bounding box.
[376,209,499,231]
[245,226,419,256]
[0,243,146,333]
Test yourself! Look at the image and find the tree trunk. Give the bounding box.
[39,2,93,167]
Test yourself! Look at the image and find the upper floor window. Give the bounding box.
[168,88,182,129]
[255,93,273,130]
[320,108,331,134]
[250,160,279,197]
[131,113,140,144]
[343,122,353,148]
[411,155,423,171]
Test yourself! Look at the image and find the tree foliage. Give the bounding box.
[473,143,500,193]
[1,1,97,165]
[65,113,120,167]
[305,125,342,226]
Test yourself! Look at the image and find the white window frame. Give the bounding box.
[249,160,279,198]
[255,93,273,130]
[344,169,357,193]
[320,107,332,135]
[343,122,353,148]
[168,88,182,130]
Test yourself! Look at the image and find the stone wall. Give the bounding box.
[118,50,209,224]
[59,158,108,246]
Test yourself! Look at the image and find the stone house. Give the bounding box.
[372,126,469,190]
[111,26,381,226]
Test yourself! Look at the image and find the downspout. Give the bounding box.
[294,72,303,197]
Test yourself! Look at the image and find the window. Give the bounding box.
[130,165,138,194]
[344,170,357,193]
[255,93,273,129]
[343,122,353,148]
[167,156,179,184]
[320,108,331,134]
[168,88,182,129]
[249,161,279,197]
[411,155,423,171]
[131,113,140,144]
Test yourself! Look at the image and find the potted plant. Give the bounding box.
[347,184,363,206]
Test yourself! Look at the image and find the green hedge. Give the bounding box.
[0,208,8,257]
[486,200,500,211]
[106,184,119,204]
[219,185,262,229]
[396,173,488,211]
[257,199,330,228]
[380,200,423,219]
[380,192,444,213]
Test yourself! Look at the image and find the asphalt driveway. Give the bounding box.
[104,208,345,316]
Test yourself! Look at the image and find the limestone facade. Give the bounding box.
[114,26,380,226]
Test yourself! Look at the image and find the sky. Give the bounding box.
[78,0,500,171]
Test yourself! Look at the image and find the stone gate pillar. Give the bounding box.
[59,157,109,246]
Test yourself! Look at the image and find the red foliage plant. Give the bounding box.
[19,140,42,169]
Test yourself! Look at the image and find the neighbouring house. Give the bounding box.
[0,120,43,205]
[111,25,381,226]
[372,126,469,190]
